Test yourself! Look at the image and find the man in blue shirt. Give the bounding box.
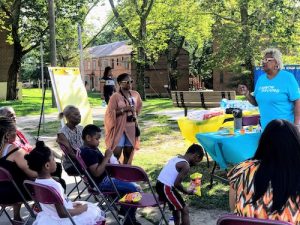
[238,48,300,129]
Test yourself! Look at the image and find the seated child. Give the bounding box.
[25,141,105,225]
[79,124,141,225]
[156,144,204,225]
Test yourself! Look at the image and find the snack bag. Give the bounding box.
[189,172,202,196]
[119,192,142,203]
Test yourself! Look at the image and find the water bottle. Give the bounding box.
[168,216,175,225]
[220,98,227,109]
[101,100,106,107]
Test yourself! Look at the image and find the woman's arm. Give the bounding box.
[229,186,237,212]
[11,146,37,178]
[57,133,76,158]
[294,99,300,125]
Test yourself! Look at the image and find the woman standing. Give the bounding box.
[102,66,116,104]
[104,73,142,164]
[238,48,300,129]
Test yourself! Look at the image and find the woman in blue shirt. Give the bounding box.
[238,48,300,129]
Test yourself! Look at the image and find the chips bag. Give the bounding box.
[119,192,142,203]
[189,172,202,196]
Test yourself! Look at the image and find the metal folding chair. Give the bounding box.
[105,164,168,225]
[75,150,121,225]
[23,180,105,225]
[217,214,292,225]
[59,144,86,200]
[0,167,35,224]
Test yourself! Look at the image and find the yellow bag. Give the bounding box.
[119,192,142,203]
[189,173,202,197]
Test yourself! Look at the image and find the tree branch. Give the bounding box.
[83,0,101,23]
[108,0,138,44]
[144,0,154,19]
[22,26,49,56]
[133,0,142,16]
[0,2,12,18]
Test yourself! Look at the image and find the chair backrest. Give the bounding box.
[75,150,88,171]
[105,164,148,182]
[242,115,260,126]
[23,180,64,205]
[217,214,292,225]
[0,166,13,182]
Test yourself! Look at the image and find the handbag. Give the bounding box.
[135,123,141,137]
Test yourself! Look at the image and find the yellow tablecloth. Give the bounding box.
[178,110,259,143]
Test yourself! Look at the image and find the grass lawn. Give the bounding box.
[3,88,229,211]
[0,88,102,116]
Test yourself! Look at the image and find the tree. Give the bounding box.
[202,0,300,90]
[0,0,100,100]
[109,0,155,100]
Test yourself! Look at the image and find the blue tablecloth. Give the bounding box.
[196,132,261,170]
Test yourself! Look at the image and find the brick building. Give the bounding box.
[83,41,190,96]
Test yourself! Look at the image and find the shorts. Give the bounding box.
[156,181,185,211]
[117,133,133,147]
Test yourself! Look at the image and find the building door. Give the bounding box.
[90,76,95,90]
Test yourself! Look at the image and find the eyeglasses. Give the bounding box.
[261,58,275,64]
[120,80,133,85]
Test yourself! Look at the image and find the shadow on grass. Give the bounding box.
[145,161,229,211]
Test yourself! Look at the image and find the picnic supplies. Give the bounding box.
[119,192,142,203]
[189,173,202,196]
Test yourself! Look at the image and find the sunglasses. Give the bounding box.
[261,58,275,64]
[120,80,133,84]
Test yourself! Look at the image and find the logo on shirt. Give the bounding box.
[259,86,280,93]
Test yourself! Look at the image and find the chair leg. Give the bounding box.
[209,161,217,189]
[158,203,167,225]
[205,150,210,168]
[67,176,82,199]
[2,208,14,224]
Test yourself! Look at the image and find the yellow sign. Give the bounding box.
[48,67,93,126]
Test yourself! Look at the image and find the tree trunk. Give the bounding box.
[240,0,254,91]
[6,0,22,100]
[7,42,22,100]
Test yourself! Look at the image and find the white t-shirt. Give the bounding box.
[157,156,188,187]
[35,178,73,217]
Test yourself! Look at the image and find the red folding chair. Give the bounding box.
[0,167,35,224]
[23,180,105,225]
[105,164,168,225]
[242,115,260,126]
[59,144,86,200]
[217,214,292,225]
[75,150,121,225]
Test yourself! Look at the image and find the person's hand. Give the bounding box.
[186,189,195,195]
[75,204,88,213]
[238,84,249,96]
[104,148,114,158]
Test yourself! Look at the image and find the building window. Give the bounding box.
[93,60,96,70]
[145,77,150,89]
[124,57,129,69]
[87,61,91,70]
[103,59,108,68]
[111,59,114,69]
[117,58,119,66]
[220,71,224,84]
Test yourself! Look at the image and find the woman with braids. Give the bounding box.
[104,73,142,164]
[228,119,300,224]
[0,117,37,223]
[25,141,105,225]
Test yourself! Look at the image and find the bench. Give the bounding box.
[171,91,236,116]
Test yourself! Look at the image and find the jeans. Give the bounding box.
[99,177,139,220]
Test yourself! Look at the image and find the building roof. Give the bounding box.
[88,41,132,58]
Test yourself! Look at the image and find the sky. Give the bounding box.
[85,0,112,35]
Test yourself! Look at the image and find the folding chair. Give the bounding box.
[0,167,35,224]
[217,214,292,225]
[105,164,168,225]
[59,144,86,200]
[23,180,105,225]
[75,150,121,225]
[242,115,260,126]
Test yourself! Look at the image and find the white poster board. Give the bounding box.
[48,67,93,126]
